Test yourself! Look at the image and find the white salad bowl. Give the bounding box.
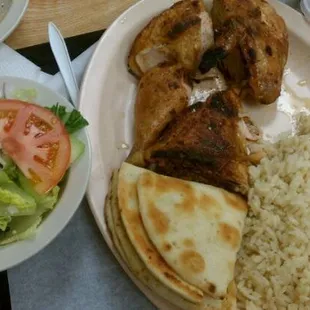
[0,76,91,271]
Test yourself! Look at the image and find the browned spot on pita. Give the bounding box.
[154,174,198,212]
[139,172,154,188]
[222,190,248,212]
[201,281,219,297]
[214,211,222,219]
[180,250,205,273]
[218,223,241,249]
[207,282,216,294]
[126,211,148,246]
[183,238,195,248]
[148,202,170,234]
[155,174,192,195]
[129,183,138,201]
[163,242,172,252]
[176,192,198,213]
[117,179,128,212]
[199,194,220,213]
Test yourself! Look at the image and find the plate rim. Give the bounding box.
[79,0,310,308]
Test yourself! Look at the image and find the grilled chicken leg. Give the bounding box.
[128,63,191,166]
[128,0,214,78]
[199,0,288,105]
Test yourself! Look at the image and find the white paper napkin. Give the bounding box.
[0,44,51,81]
[0,41,98,99]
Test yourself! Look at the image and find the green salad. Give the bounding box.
[0,96,88,245]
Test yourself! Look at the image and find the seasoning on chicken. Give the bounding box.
[128,0,214,78]
[144,90,252,195]
[199,0,288,105]
[127,63,191,166]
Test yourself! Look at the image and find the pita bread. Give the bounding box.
[106,171,200,310]
[118,162,204,304]
[137,170,247,298]
[105,172,127,262]
[106,168,237,310]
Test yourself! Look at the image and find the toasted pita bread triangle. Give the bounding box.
[137,170,247,298]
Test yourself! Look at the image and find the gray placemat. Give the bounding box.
[8,200,155,310]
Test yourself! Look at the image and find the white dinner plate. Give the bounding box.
[0,76,91,271]
[79,0,310,308]
[0,0,29,42]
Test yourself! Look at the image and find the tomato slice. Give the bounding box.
[0,99,71,194]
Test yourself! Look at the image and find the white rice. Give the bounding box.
[236,116,310,309]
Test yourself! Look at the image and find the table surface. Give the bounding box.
[5,0,139,49]
[3,0,302,50]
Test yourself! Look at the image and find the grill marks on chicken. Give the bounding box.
[145,90,250,195]
[199,0,288,104]
[127,0,214,78]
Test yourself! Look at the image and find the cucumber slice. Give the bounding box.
[70,135,85,164]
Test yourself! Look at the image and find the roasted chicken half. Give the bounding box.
[128,63,191,166]
[128,0,214,78]
[144,90,252,195]
[199,0,289,104]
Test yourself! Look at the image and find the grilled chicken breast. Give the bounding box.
[128,63,191,166]
[145,90,250,195]
[199,0,288,104]
[128,0,214,78]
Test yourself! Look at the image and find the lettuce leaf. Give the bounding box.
[0,171,36,217]
[0,174,60,244]
[18,172,60,212]
[0,145,61,244]
[0,216,11,232]
[0,216,42,245]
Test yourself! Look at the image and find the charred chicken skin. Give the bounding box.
[145,90,250,195]
[128,0,214,78]
[199,0,288,104]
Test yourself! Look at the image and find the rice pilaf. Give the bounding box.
[236,115,310,309]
